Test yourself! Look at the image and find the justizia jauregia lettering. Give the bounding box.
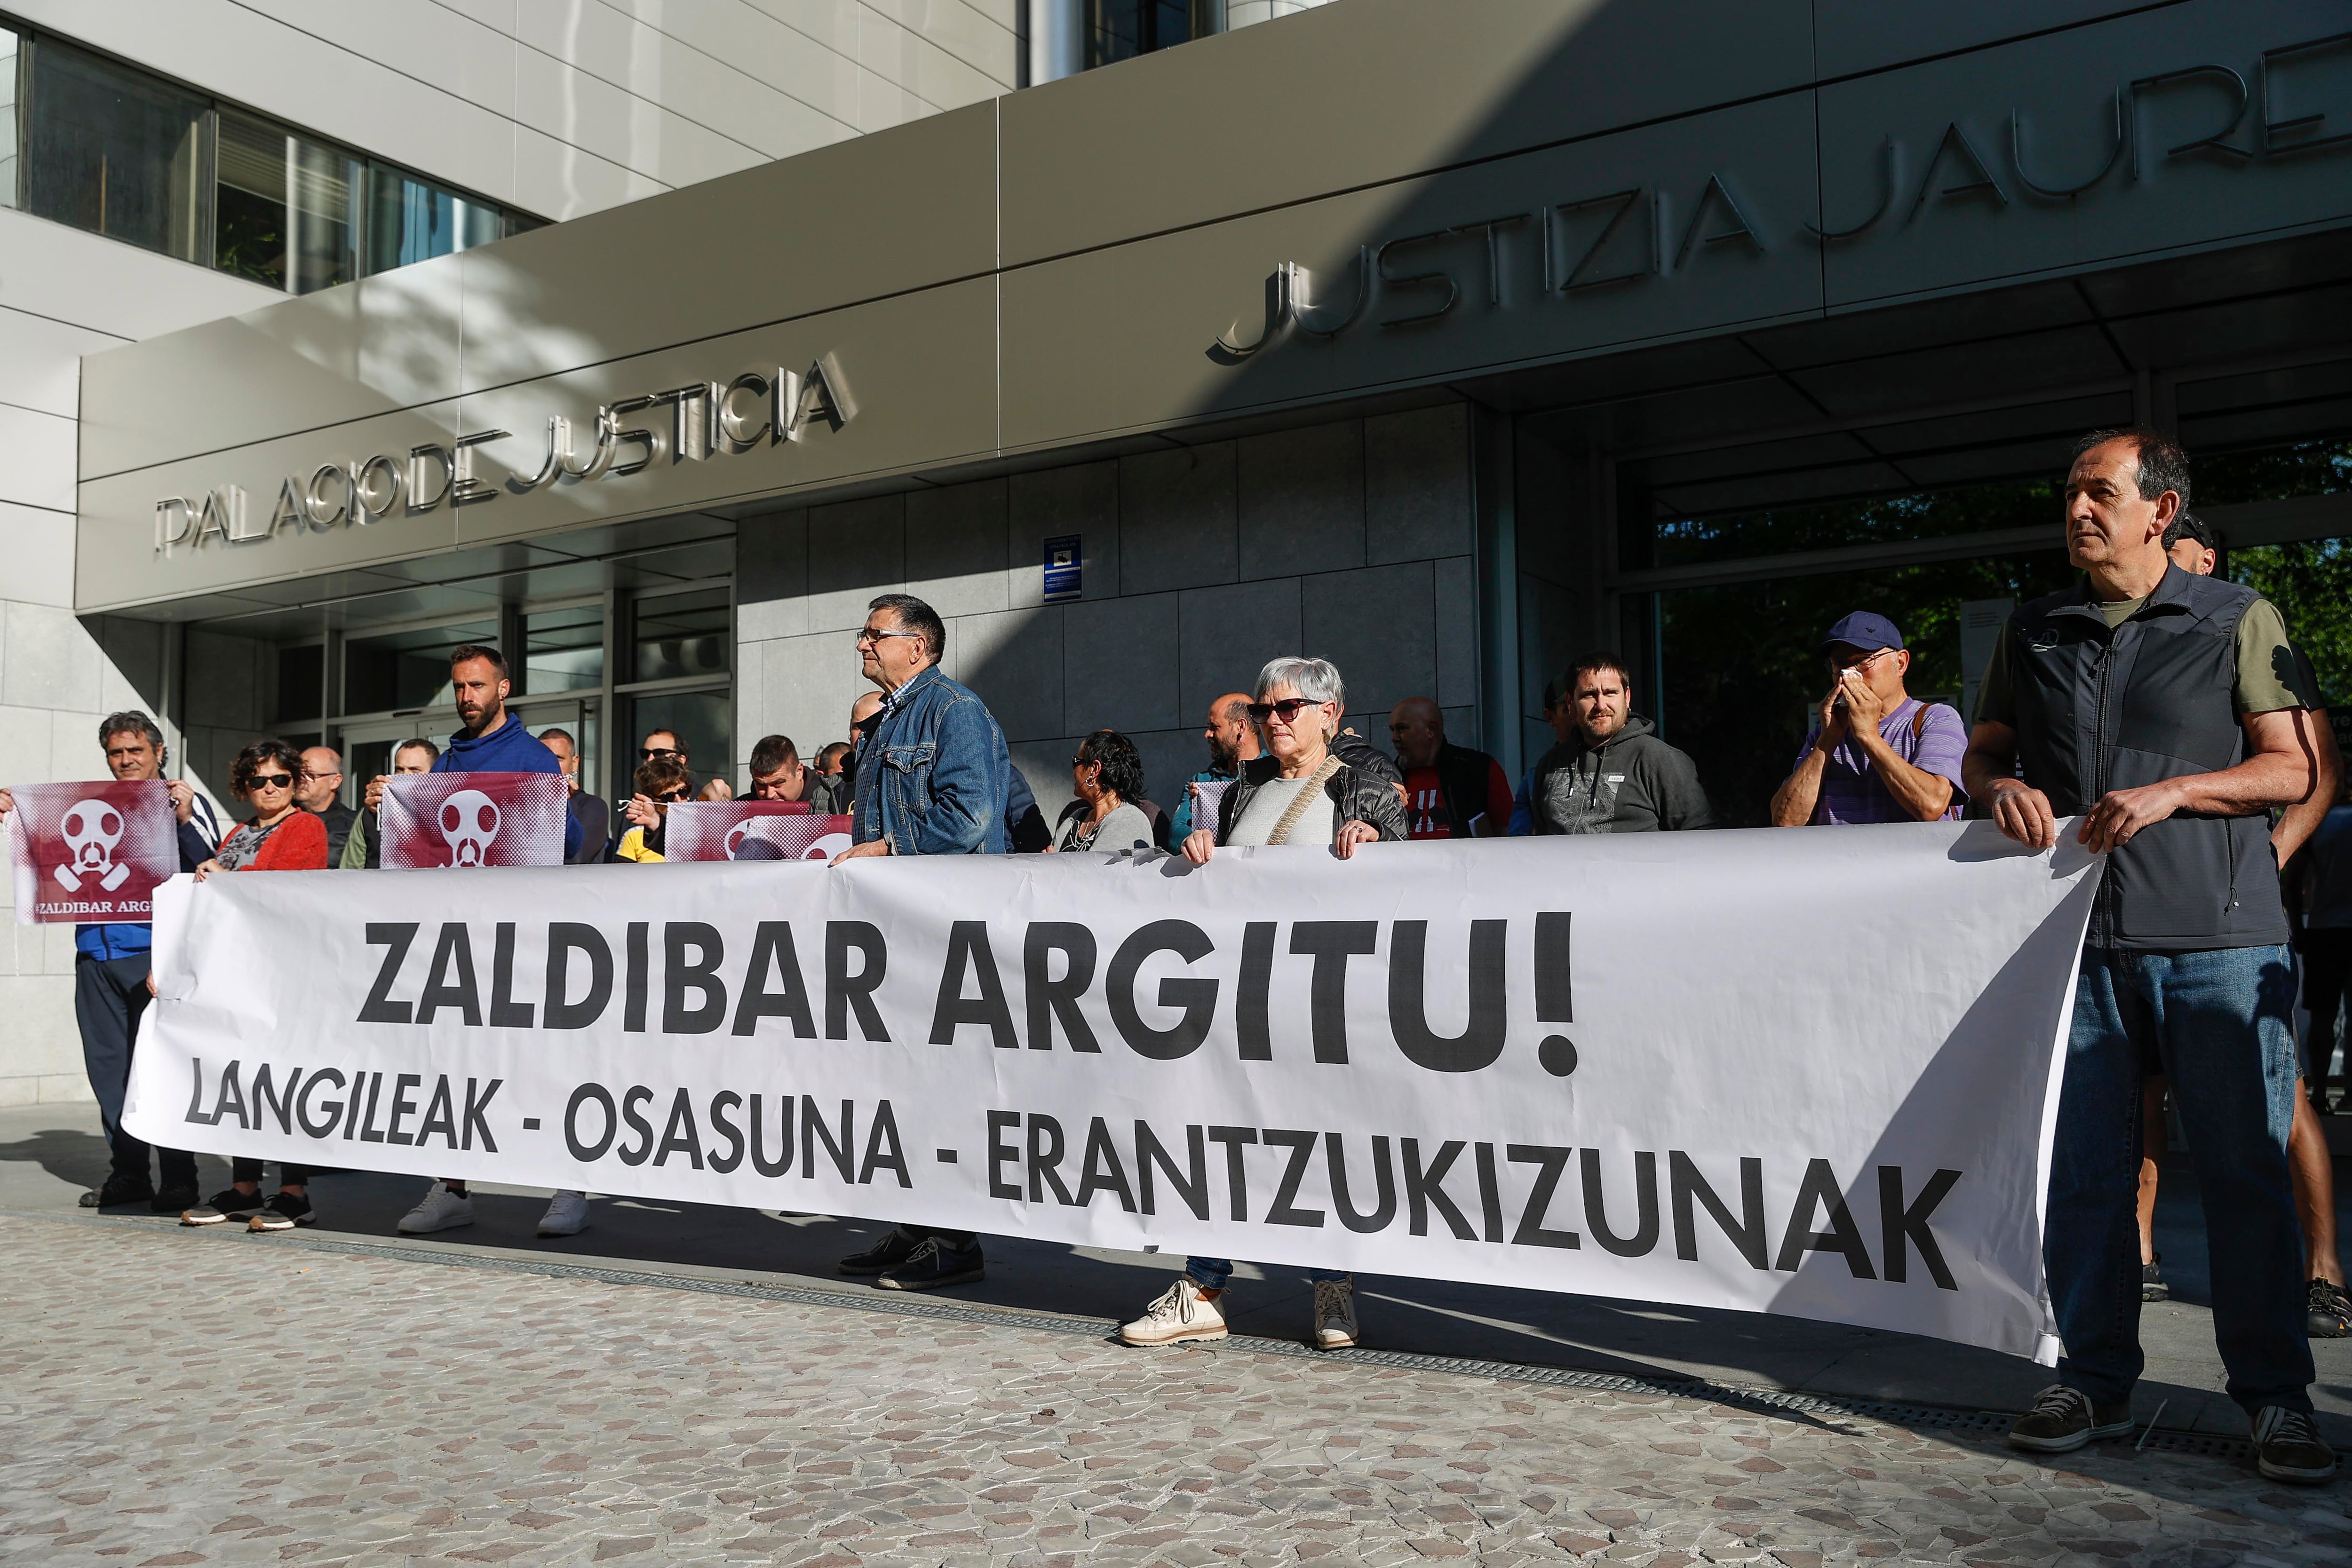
[1213,29,2352,357]
[357,913,1584,1077]
[152,353,858,555]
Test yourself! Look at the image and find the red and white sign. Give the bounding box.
[380,773,568,869]
[6,780,178,924]
[663,801,853,863]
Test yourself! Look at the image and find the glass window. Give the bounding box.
[1619,476,2067,575]
[344,620,496,716]
[0,29,21,208]
[366,162,502,272]
[2198,436,2352,507]
[523,605,605,694]
[632,588,730,682]
[273,642,324,724]
[1630,549,2076,829]
[628,691,731,793]
[1088,0,1203,65]
[213,111,286,289]
[23,40,208,262]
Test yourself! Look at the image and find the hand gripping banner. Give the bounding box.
[129,822,2099,1360]
[380,772,568,869]
[6,779,177,924]
[662,802,853,863]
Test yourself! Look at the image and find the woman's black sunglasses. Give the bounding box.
[1247,697,1320,723]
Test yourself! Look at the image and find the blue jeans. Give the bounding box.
[1186,1257,1347,1290]
[2048,946,2312,1416]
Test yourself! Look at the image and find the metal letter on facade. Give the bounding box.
[1907,122,2010,222]
[1550,190,1655,287]
[2260,32,2352,158]
[1673,175,1765,271]
[716,372,773,452]
[304,463,351,527]
[1290,248,1373,339]
[352,456,405,523]
[1807,143,1899,242]
[1375,233,1461,327]
[153,497,195,552]
[602,399,660,475]
[408,445,455,510]
[451,430,511,506]
[269,477,310,538]
[2011,90,2129,201]
[2129,65,2252,179]
[513,418,572,491]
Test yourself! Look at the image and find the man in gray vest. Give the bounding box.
[1964,428,2331,1483]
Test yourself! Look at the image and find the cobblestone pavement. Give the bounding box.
[2,1214,2346,1568]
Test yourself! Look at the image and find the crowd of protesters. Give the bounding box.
[5,428,2349,1484]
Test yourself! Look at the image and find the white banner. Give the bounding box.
[128,822,2098,1361]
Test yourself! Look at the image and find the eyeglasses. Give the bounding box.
[640,746,682,760]
[248,772,295,790]
[1827,648,1892,675]
[854,626,921,646]
[299,769,341,783]
[654,790,689,804]
[1247,697,1323,723]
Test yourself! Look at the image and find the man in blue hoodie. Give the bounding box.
[0,713,221,1212]
[362,644,587,1240]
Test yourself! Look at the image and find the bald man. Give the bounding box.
[1388,697,1513,839]
[1171,693,1262,840]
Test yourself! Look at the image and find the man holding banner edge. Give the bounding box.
[1963,428,2332,1483]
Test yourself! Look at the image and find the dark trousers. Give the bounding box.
[74,954,196,1188]
[2304,928,2352,1107]
[232,1158,309,1187]
[2048,947,2312,1417]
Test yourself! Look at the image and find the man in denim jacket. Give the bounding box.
[832,593,1010,1289]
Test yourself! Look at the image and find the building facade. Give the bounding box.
[0,0,1023,1105]
[18,0,2352,1104]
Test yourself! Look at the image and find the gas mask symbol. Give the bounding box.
[723,820,786,861]
[54,800,130,893]
[439,789,502,867]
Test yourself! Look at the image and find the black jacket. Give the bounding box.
[1215,753,1410,846]
[1422,742,1505,838]
[2006,566,2288,950]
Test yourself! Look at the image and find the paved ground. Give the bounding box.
[3,1208,2350,1568]
[6,1102,2351,1445]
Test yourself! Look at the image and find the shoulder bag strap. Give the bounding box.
[1265,756,1345,847]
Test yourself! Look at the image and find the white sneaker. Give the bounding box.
[1120,1278,1228,1346]
[397,1181,475,1235]
[1311,1277,1359,1350]
[537,1190,589,1236]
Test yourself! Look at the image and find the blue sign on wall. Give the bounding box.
[1043,535,1081,602]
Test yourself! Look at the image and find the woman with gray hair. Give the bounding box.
[1134,657,1406,1354]
[1178,656,1406,864]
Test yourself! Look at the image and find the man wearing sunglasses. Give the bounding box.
[1769,612,1966,827]
[830,593,1010,1291]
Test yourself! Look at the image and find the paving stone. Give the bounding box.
[0,1215,2347,1566]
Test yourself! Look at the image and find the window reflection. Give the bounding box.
[344,620,496,716]
[23,40,208,262]
[633,588,731,683]
[524,605,605,694]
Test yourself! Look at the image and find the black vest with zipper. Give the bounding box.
[2006,564,2288,950]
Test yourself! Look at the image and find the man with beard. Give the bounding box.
[1170,692,1261,841]
[1509,654,1713,834]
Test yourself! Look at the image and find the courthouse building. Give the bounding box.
[8,0,2352,1101]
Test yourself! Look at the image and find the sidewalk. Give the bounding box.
[7,1100,2347,1447]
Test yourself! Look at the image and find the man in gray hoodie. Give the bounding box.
[1509,652,1713,834]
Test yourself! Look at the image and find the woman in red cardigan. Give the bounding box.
[181,738,329,1233]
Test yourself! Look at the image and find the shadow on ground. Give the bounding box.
[6,1101,2347,1444]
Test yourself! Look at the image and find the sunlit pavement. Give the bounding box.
[4,1102,2349,1565]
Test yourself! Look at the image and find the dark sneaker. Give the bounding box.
[90,1172,155,1210]
[2307,1278,2352,1339]
[2141,1259,2169,1303]
[876,1238,985,1291]
[248,1193,315,1232]
[151,1181,200,1216]
[181,1188,266,1227]
[837,1229,921,1277]
[2252,1405,2337,1484]
[2007,1385,2134,1453]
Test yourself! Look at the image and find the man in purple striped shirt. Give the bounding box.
[1770,611,1967,826]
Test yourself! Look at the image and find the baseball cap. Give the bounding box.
[1820,611,1904,654]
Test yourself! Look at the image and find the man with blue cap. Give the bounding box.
[1769,610,1966,826]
